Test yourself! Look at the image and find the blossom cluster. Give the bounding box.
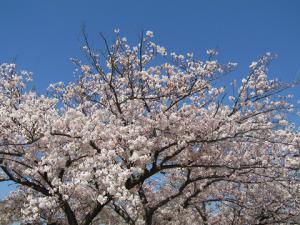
[0,31,300,225]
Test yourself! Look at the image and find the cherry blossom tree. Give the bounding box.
[1,30,300,225]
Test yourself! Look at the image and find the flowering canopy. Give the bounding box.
[0,30,300,225]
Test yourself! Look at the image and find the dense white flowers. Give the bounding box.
[0,31,299,225]
[156,45,166,55]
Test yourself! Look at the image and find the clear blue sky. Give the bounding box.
[1,0,300,199]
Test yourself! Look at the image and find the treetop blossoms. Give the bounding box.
[0,31,300,225]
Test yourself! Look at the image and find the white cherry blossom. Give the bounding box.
[0,32,300,225]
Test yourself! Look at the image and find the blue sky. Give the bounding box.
[1,0,300,199]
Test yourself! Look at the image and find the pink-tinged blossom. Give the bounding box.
[146,30,154,38]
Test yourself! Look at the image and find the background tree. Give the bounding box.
[0,30,300,225]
